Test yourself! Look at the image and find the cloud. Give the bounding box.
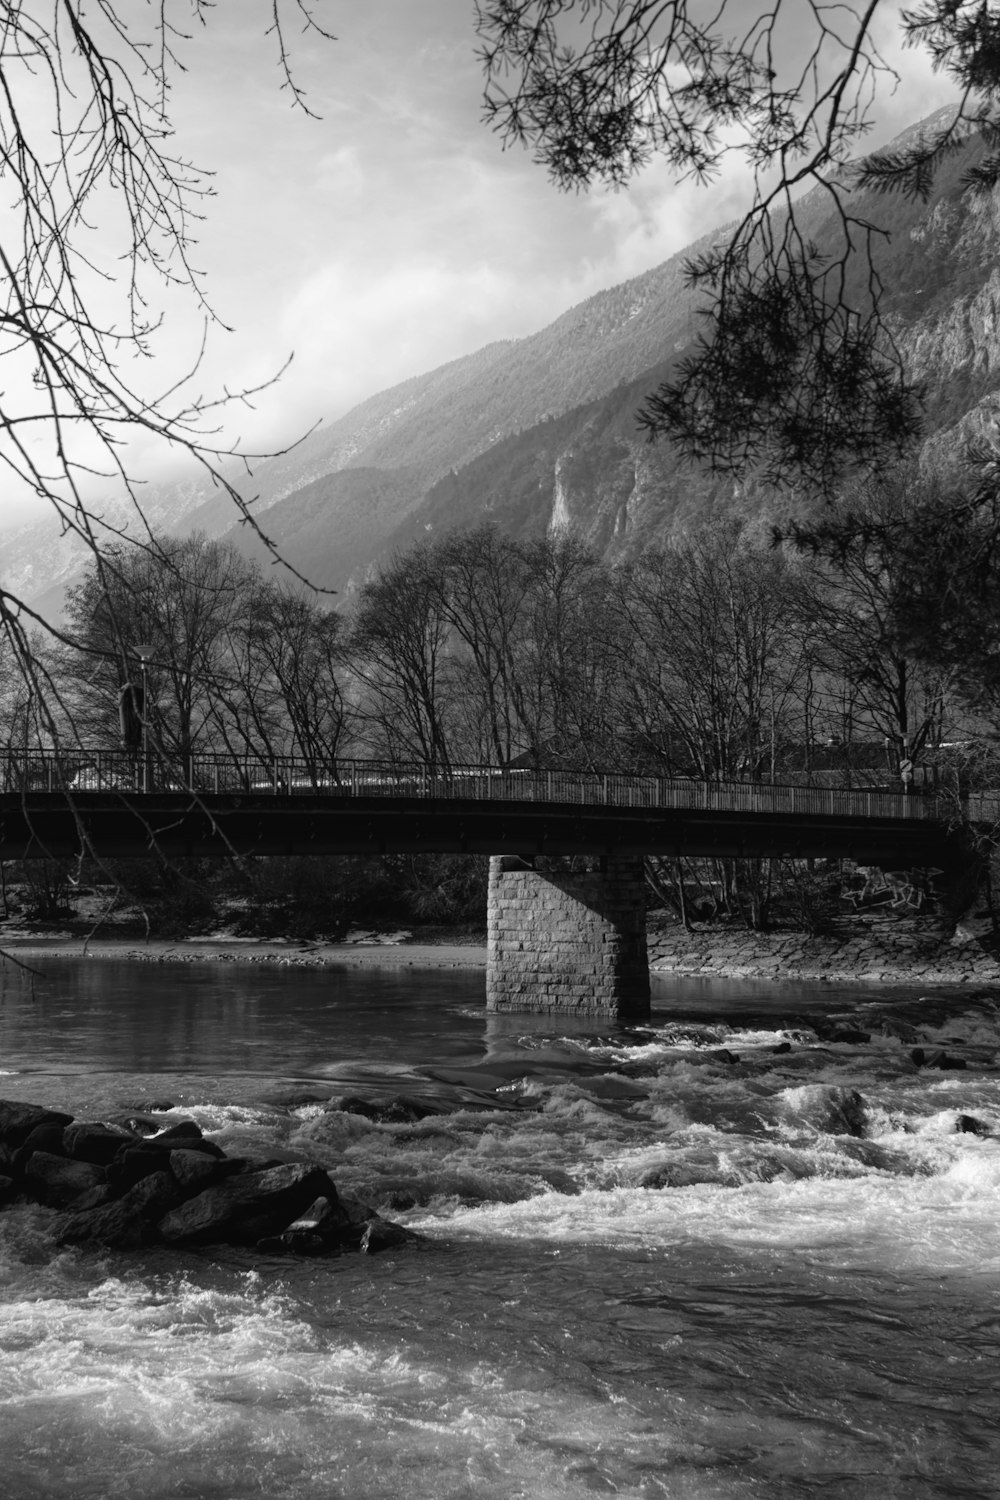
[0,1,972,536]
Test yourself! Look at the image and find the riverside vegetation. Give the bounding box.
[6,472,1000,943]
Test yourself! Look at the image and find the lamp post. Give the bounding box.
[134,642,153,792]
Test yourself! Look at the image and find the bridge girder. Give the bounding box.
[0,791,962,869]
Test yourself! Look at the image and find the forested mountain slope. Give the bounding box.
[2,225,712,606]
[10,106,1000,607]
[372,120,1000,571]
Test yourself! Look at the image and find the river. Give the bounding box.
[1,954,999,1499]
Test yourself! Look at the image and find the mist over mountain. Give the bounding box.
[8,105,1000,610]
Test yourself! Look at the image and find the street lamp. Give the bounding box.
[134,641,154,792]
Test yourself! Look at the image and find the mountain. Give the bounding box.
[0,229,713,608]
[9,105,1000,609]
[375,119,1000,562]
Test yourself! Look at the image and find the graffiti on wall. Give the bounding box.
[843,866,944,913]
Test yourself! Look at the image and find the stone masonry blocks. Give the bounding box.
[486,855,650,1020]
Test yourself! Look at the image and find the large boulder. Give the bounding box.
[108,1113,167,1137]
[777,1085,868,1138]
[151,1120,207,1147]
[0,1101,73,1149]
[108,1142,181,1194]
[63,1121,138,1166]
[157,1163,337,1245]
[168,1148,224,1194]
[333,1095,449,1125]
[23,1150,106,1208]
[11,1123,68,1175]
[273,1195,349,1256]
[151,1130,225,1159]
[259,1193,416,1257]
[333,1192,419,1252]
[108,1135,223,1194]
[69,1184,114,1213]
[55,1171,179,1249]
[359,1216,416,1254]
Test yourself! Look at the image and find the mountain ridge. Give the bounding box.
[8,104,1000,610]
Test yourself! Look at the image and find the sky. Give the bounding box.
[0,0,964,527]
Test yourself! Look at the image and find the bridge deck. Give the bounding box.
[0,753,989,865]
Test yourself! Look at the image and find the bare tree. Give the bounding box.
[62,533,263,768]
[230,586,353,776]
[350,548,457,769]
[610,528,810,779]
[428,527,538,764]
[0,3,333,752]
[788,466,962,774]
[512,533,611,767]
[476,1,1000,489]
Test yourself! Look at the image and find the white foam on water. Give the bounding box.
[289,1102,583,1210]
[0,1251,759,1500]
[414,1159,1000,1275]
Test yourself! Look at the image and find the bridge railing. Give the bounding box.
[4,747,1000,823]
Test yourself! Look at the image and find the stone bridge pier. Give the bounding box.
[487,855,650,1020]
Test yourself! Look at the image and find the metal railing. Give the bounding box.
[2,747,997,824]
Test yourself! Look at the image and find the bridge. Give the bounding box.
[0,750,990,1019]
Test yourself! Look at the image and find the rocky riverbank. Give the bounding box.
[648,913,1000,986]
[0,935,488,969]
[5,915,1000,988]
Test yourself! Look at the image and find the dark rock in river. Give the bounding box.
[911,1048,968,1071]
[69,1184,114,1213]
[869,1015,921,1043]
[641,1162,721,1189]
[255,1087,338,1109]
[360,1216,414,1253]
[168,1148,225,1194]
[23,1151,107,1208]
[780,1085,867,1138]
[109,1142,179,1193]
[154,1131,225,1159]
[220,1155,287,1176]
[2,1097,417,1260]
[157,1162,336,1245]
[956,1114,991,1135]
[12,1123,69,1175]
[275,1195,350,1255]
[63,1121,137,1166]
[108,1133,223,1194]
[0,1100,73,1148]
[152,1120,206,1146]
[56,1171,180,1249]
[382,1188,420,1211]
[109,1114,163,1137]
[332,1095,449,1124]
